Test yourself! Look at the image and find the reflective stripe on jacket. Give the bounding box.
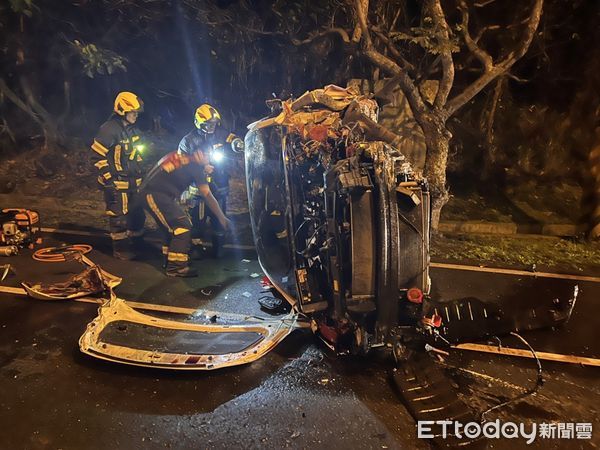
[91,116,144,190]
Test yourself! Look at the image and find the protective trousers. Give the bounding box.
[143,191,192,271]
[191,190,227,255]
[103,188,145,255]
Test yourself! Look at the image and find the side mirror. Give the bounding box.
[231,137,245,153]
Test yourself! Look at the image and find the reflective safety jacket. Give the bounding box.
[177,128,215,155]
[91,116,144,191]
[178,128,232,192]
[140,151,208,199]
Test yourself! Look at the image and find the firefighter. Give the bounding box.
[139,149,231,277]
[91,92,147,260]
[178,104,243,257]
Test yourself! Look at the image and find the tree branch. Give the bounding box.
[500,0,544,64]
[353,0,372,47]
[20,78,51,119]
[291,27,351,45]
[483,76,504,144]
[350,1,368,44]
[474,24,501,43]
[458,0,493,71]
[371,28,415,72]
[351,24,362,43]
[415,55,441,85]
[347,0,428,117]
[506,72,529,83]
[474,0,498,7]
[342,102,416,164]
[446,0,543,116]
[0,118,17,144]
[428,0,455,109]
[372,74,402,105]
[389,6,402,32]
[0,78,43,125]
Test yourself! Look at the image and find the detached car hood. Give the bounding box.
[80,294,300,370]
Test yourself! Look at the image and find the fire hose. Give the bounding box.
[32,244,93,262]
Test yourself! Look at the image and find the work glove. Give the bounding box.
[180,187,200,208]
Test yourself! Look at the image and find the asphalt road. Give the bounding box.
[0,232,598,449]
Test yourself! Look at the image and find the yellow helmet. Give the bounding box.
[114,92,144,116]
[194,104,221,132]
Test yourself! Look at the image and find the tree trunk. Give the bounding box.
[587,127,600,240]
[19,75,63,150]
[41,123,61,150]
[422,117,451,230]
[58,79,72,128]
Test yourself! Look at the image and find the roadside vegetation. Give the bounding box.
[433,234,600,274]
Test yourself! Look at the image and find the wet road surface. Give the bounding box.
[0,232,598,449]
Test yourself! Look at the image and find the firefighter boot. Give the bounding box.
[166,263,198,278]
[211,232,225,259]
[190,238,207,260]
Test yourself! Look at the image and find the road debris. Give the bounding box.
[21,254,121,300]
[0,264,11,281]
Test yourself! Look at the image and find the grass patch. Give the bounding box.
[432,234,600,275]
